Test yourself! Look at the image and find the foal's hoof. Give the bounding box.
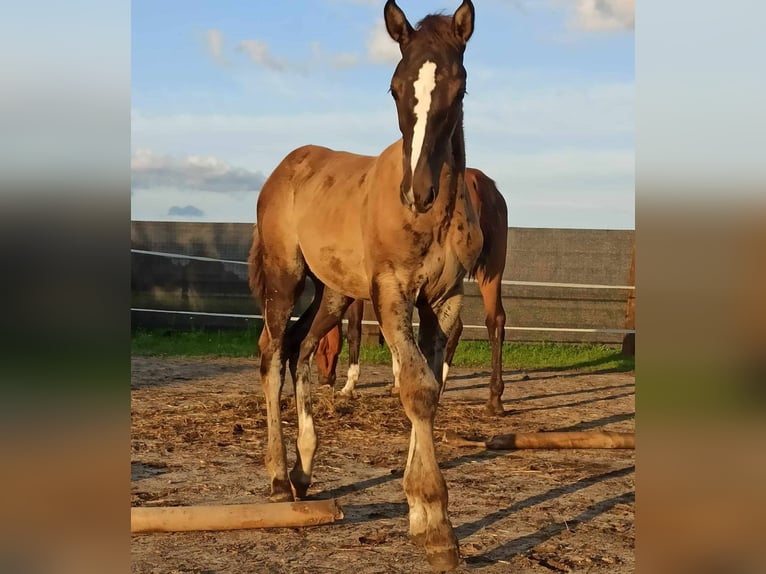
[426,545,461,572]
[389,385,400,397]
[318,376,336,389]
[268,485,295,503]
[289,470,311,500]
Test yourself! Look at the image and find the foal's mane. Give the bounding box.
[415,14,463,50]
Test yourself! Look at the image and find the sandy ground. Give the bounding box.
[131,356,635,573]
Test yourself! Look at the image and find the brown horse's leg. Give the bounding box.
[315,333,330,383]
[289,287,353,498]
[477,272,506,415]
[372,277,459,571]
[338,299,364,396]
[315,322,341,387]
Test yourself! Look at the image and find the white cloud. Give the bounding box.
[331,52,361,68]
[131,149,266,193]
[205,29,226,64]
[570,0,634,32]
[237,39,287,71]
[131,77,634,228]
[236,38,360,72]
[310,41,361,69]
[465,81,634,145]
[468,148,634,228]
[131,110,398,176]
[366,19,400,64]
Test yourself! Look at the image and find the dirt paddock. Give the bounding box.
[131,356,635,573]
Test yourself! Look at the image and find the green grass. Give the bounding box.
[132,328,634,373]
[131,327,262,358]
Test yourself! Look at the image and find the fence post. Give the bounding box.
[621,239,635,357]
[360,300,382,346]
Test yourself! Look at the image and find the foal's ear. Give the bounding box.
[452,0,475,45]
[384,0,413,46]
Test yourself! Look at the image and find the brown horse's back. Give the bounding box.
[465,168,508,283]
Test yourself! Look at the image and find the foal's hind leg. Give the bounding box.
[419,291,464,400]
[289,287,353,498]
[258,275,306,502]
[284,281,325,383]
[443,315,463,393]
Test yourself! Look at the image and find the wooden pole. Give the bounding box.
[131,499,344,533]
[443,430,634,449]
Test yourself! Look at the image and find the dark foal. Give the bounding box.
[249,2,480,570]
[318,168,509,414]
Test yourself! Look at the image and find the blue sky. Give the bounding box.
[131,0,634,229]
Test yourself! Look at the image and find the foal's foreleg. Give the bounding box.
[284,282,324,384]
[419,293,463,398]
[289,288,352,498]
[372,281,459,571]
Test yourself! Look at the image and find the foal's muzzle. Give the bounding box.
[401,183,437,213]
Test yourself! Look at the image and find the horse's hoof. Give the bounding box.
[485,400,505,416]
[426,545,461,572]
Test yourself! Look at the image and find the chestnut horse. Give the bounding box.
[317,168,508,414]
[248,2,479,569]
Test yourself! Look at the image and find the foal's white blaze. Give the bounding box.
[408,60,437,202]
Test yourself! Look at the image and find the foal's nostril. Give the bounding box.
[426,186,436,206]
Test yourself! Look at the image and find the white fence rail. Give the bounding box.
[131,249,635,335]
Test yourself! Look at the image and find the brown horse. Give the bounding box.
[248,1,479,570]
[317,168,508,413]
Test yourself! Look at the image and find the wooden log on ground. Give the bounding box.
[131,499,344,533]
[442,430,635,450]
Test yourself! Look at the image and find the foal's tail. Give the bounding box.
[248,224,267,305]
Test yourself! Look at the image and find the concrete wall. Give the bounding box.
[131,221,634,343]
